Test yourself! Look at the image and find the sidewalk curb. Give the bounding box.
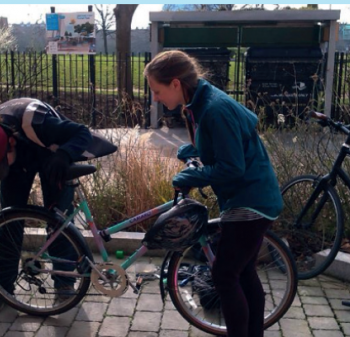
[317,249,350,282]
[24,230,165,257]
[81,230,165,257]
[24,230,350,279]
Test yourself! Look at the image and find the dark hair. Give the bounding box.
[144,50,206,100]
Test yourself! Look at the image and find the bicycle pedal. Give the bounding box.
[135,276,143,291]
[136,273,160,281]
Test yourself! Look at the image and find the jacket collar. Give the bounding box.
[185,78,206,110]
[185,79,210,122]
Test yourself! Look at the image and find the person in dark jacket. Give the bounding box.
[0,98,97,307]
[144,50,283,337]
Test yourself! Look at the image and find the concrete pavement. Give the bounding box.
[1,255,350,337]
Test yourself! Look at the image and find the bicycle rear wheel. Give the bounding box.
[167,230,297,335]
[0,206,91,316]
[274,175,344,280]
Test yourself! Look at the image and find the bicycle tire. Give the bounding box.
[0,206,91,316]
[274,174,344,280]
[167,229,297,335]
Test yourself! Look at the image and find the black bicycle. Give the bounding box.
[274,110,348,280]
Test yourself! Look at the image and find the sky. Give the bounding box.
[0,4,350,28]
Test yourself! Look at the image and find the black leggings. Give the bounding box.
[212,218,272,337]
[0,165,76,292]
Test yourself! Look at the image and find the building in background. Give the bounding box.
[338,24,350,51]
[9,21,150,54]
[0,17,8,29]
[11,22,46,52]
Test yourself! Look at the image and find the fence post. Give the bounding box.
[50,7,58,106]
[10,51,15,94]
[235,26,242,102]
[88,5,96,128]
[335,52,344,120]
[144,52,151,128]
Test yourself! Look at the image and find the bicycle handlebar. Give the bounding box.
[184,159,208,199]
[185,158,199,168]
[172,159,208,205]
[309,111,350,136]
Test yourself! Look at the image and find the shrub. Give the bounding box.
[263,123,350,237]
[27,112,350,236]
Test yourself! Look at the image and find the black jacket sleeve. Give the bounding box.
[32,114,93,162]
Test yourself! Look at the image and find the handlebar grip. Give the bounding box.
[309,111,350,135]
[175,159,207,201]
[309,111,328,121]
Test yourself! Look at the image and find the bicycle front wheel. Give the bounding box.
[167,230,297,335]
[0,206,91,316]
[274,175,344,280]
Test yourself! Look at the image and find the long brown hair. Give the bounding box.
[144,50,206,103]
[144,50,206,144]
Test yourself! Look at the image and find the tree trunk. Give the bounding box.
[114,5,138,100]
[103,31,108,54]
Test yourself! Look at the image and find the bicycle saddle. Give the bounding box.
[66,164,97,181]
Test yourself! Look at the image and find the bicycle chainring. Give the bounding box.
[91,263,128,297]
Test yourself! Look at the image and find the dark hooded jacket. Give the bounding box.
[172,79,283,219]
[0,98,117,172]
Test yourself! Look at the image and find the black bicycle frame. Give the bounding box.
[295,138,350,228]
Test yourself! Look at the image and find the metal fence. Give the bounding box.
[0,50,349,128]
[333,52,350,121]
[0,51,152,128]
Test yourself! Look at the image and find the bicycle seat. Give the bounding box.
[66,164,97,181]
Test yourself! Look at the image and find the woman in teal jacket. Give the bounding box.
[144,50,283,337]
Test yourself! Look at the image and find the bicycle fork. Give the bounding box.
[295,179,330,230]
[158,235,216,303]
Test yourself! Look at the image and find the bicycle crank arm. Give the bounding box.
[85,257,110,283]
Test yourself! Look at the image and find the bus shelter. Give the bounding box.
[148,10,340,128]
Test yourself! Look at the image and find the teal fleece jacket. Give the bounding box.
[172,79,283,218]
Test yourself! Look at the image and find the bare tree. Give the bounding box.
[164,4,284,11]
[114,4,138,99]
[163,5,180,11]
[0,26,17,52]
[298,4,319,10]
[94,4,115,54]
[241,4,265,10]
[182,4,238,11]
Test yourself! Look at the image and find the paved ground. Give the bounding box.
[1,254,350,337]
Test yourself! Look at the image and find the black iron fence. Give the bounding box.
[0,51,152,128]
[0,50,349,128]
[333,52,350,121]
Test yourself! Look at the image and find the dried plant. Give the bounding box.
[0,27,17,53]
